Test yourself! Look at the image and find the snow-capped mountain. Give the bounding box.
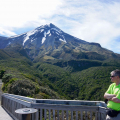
[3,23,88,49]
[8,23,67,46]
[0,23,118,61]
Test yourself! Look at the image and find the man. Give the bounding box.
[104,69,120,120]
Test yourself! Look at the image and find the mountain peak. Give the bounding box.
[49,23,57,28]
[37,23,55,29]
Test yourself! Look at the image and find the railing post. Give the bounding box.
[15,108,38,120]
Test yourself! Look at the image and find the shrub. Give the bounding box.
[2,74,12,83]
[33,86,61,99]
[0,70,5,79]
[8,80,39,96]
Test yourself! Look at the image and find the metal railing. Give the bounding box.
[1,93,107,120]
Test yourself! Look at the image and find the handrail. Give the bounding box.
[1,93,107,120]
[35,99,107,107]
[3,93,107,107]
[3,93,35,102]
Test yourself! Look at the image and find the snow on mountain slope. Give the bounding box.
[20,23,67,46]
[42,30,50,44]
[23,29,38,45]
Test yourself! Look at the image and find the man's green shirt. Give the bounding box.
[106,83,120,111]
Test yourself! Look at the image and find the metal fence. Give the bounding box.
[1,93,107,120]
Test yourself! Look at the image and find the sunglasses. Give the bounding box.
[111,75,116,77]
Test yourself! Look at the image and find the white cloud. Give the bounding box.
[0,0,62,28]
[0,27,16,36]
[0,0,120,53]
[56,0,120,53]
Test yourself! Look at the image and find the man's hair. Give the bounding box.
[111,69,120,77]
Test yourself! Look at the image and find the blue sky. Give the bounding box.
[0,0,120,53]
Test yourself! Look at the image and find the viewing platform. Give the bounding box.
[0,79,107,120]
[1,93,107,120]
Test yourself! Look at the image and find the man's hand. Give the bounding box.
[111,97,120,103]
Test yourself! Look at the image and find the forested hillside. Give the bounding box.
[0,48,120,101]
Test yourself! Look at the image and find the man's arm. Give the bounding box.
[111,97,120,103]
[104,93,120,103]
[104,93,116,100]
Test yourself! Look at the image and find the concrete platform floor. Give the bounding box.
[0,106,14,120]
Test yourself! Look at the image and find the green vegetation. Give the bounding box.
[1,47,120,101]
